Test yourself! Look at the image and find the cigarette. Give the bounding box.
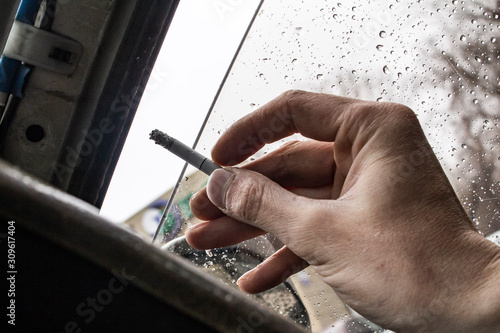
[149,129,221,175]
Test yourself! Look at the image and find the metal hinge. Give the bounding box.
[3,20,82,75]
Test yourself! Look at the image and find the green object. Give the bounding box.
[161,210,177,234]
[177,193,194,220]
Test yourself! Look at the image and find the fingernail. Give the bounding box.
[236,271,251,287]
[185,223,202,233]
[189,191,208,210]
[207,168,235,209]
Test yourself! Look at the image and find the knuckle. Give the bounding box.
[349,101,418,129]
[282,89,308,100]
[274,141,301,177]
[384,103,418,122]
[279,139,301,150]
[190,192,210,211]
[228,178,265,222]
[282,89,309,111]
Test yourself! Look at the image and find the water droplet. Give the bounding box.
[460,35,466,41]
[491,37,497,42]
[316,74,324,80]
[475,56,482,63]
[379,31,387,38]
[461,144,468,149]
[376,44,384,51]
[383,65,390,74]
[473,99,478,104]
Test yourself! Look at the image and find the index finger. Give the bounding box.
[212,90,360,165]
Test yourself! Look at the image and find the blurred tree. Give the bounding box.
[313,1,499,235]
[432,0,500,235]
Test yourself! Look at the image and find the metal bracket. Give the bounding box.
[3,20,82,75]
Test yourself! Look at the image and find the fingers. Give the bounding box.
[185,216,266,250]
[205,167,328,250]
[244,140,335,188]
[190,140,335,221]
[190,182,333,223]
[212,90,363,166]
[237,246,308,294]
[289,184,334,199]
[187,184,331,251]
[190,187,221,221]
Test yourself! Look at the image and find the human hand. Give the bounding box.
[186,90,500,332]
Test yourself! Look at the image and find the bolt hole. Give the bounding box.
[26,124,45,143]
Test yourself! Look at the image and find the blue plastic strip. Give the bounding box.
[16,0,43,24]
[0,57,19,93]
[0,0,42,95]
[11,64,30,98]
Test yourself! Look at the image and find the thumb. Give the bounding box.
[206,167,315,246]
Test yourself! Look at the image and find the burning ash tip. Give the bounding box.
[149,129,173,148]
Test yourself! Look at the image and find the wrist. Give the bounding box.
[431,231,500,333]
[460,242,500,333]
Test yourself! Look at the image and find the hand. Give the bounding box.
[186,90,500,332]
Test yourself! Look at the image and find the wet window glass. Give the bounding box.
[156,1,499,331]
